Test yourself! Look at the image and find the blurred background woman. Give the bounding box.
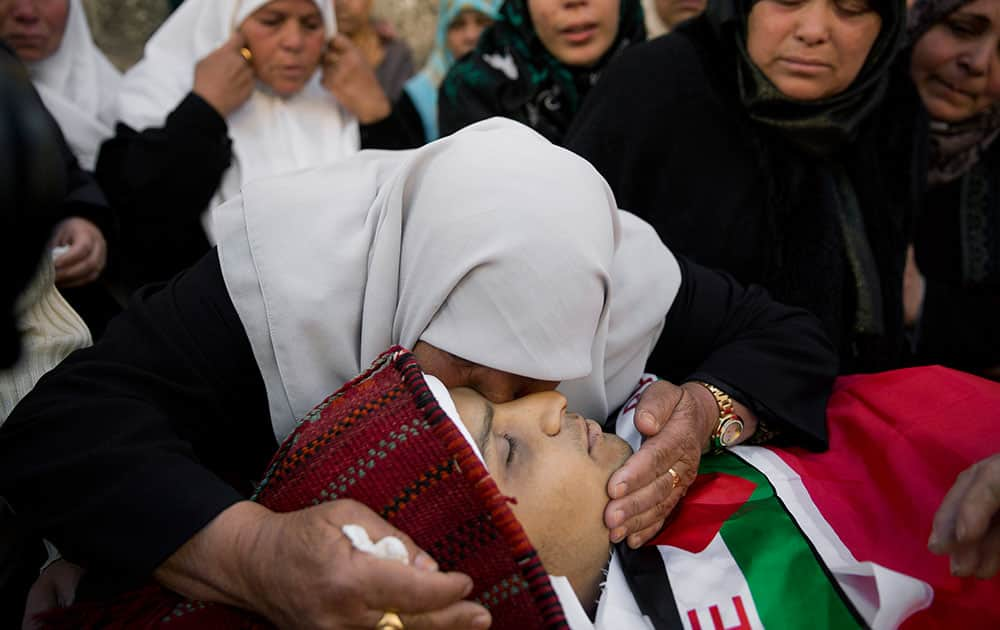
[401,0,499,143]
[0,0,120,170]
[98,0,389,290]
[905,0,1000,376]
[439,0,645,144]
[335,0,415,99]
[0,0,120,336]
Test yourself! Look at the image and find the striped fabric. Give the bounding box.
[600,367,1000,630]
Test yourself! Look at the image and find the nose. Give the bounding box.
[959,41,993,78]
[531,391,567,437]
[11,0,40,21]
[279,21,306,50]
[461,23,480,46]
[793,2,831,46]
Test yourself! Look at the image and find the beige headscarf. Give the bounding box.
[216,118,680,440]
[116,0,359,213]
[26,0,120,170]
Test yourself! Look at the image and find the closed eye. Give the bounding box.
[503,434,518,465]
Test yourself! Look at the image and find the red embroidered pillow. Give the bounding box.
[43,347,567,629]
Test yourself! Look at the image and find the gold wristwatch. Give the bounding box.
[695,381,744,454]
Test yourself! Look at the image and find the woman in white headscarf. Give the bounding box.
[100,0,394,290]
[1,119,834,628]
[0,0,120,171]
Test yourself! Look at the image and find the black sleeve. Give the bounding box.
[57,135,115,243]
[96,92,231,290]
[651,256,838,451]
[0,251,275,589]
[915,279,1000,370]
[359,91,426,150]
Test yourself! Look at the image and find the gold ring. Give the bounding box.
[668,467,680,489]
[239,46,253,64]
[376,611,404,630]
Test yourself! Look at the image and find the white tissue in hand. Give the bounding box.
[51,245,70,260]
[342,524,409,564]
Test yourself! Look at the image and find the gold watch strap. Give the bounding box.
[694,381,744,453]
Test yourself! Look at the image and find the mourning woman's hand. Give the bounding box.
[51,217,106,288]
[603,380,718,548]
[155,500,490,630]
[320,34,391,124]
[193,32,255,118]
[929,453,1000,579]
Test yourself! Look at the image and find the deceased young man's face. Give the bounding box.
[451,388,632,600]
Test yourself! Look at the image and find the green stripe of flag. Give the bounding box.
[700,453,862,630]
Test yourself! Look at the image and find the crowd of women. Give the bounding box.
[1,0,999,628]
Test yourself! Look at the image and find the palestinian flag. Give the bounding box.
[612,366,1000,630]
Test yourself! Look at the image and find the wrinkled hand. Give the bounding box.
[160,500,490,630]
[21,559,85,630]
[51,217,106,288]
[928,453,1000,579]
[193,32,255,117]
[903,244,926,328]
[605,381,716,548]
[321,34,391,124]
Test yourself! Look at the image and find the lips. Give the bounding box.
[779,56,830,68]
[585,419,603,455]
[932,76,974,100]
[5,34,47,48]
[560,22,598,45]
[774,56,833,78]
[277,65,309,78]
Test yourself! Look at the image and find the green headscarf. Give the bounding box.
[704,0,906,157]
[440,0,646,144]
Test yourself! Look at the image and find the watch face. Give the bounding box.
[719,418,744,446]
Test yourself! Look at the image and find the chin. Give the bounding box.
[12,46,46,62]
[557,43,612,69]
[771,78,840,102]
[925,98,981,123]
[267,80,309,98]
[598,434,633,473]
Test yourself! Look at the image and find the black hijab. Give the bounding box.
[704,0,906,157]
[439,0,646,144]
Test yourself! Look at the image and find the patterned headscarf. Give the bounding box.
[704,0,906,157]
[441,0,646,144]
[908,0,1000,185]
[404,0,501,141]
[39,348,569,629]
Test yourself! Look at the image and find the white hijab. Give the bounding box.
[26,0,120,170]
[216,118,680,440]
[116,0,359,212]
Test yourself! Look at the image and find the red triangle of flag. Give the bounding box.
[646,472,757,553]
